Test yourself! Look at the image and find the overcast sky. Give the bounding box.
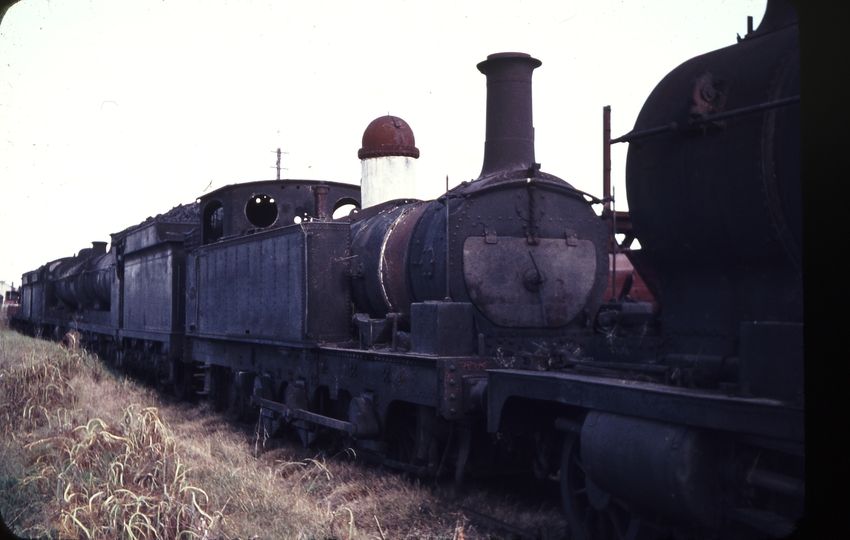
[0,0,767,285]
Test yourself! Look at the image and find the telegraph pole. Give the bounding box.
[272,148,289,181]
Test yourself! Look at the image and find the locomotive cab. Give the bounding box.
[197,179,361,245]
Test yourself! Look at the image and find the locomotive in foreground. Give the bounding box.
[13,1,802,538]
[487,2,803,538]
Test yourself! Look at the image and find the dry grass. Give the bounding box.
[1,328,221,539]
[1,326,565,539]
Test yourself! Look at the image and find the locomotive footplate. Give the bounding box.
[486,369,803,443]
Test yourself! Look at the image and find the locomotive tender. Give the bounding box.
[13,1,803,538]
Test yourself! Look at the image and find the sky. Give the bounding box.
[0,0,767,285]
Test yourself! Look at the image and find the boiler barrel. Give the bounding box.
[625,17,800,271]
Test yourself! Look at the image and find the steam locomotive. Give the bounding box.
[12,1,803,538]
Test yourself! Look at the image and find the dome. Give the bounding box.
[358,115,420,159]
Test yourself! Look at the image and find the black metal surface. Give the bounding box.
[51,243,113,312]
[610,95,800,144]
[581,411,722,528]
[486,368,803,442]
[476,52,541,178]
[121,244,185,338]
[739,321,803,402]
[410,301,474,356]
[624,7,801,346]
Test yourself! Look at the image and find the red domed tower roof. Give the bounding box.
[358,115,420,159]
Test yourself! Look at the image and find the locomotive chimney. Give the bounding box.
[477,52,542,178]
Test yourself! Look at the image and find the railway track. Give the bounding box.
[219,395,570,539]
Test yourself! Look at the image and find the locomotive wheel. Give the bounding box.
[146,353,168,389]
[113,350,127,373]
[172,361,195,402]
[560,433,648,540]
[226,377,249,423]
[144,354,158,387]
[387,407,419,465]
[208,366,229,412]
[155,355,176,394]
[386,405,438,475]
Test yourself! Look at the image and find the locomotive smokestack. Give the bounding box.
[477,52,542,178]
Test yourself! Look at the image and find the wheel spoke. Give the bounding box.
[573,458,586,474]
[561,430,648,540]
[624,514,642,540]
[605,507,627,540]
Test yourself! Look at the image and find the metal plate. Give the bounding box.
[463,236,597,327]
[123,247,181,333]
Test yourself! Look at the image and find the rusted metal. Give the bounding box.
[444,176,451,301]
[349,200,426,319]
[197,180,361,243]
[611,187,616,300]
[603,253,656,304]
[313,183,329,219]
[690,72,729,120]
[463,236,597,328]
[255,396,357,435]
[602,105,611,214]
[358,116,420,159]
[610,122,678,144]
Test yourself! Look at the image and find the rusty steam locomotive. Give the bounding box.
[13,1,803,538]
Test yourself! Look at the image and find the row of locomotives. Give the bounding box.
[7,1,803,533]
[486,2,803,539]
[13,204,200,383]
[16,241,117,343]
[178,50,613,487]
